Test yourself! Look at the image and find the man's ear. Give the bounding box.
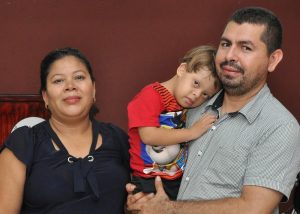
[177,63,187,76]
[268,49,283,73]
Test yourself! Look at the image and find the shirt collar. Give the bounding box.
[204,84,271,123]
[239,84,271,123]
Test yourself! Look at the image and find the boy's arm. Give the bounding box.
[139,113,216,146]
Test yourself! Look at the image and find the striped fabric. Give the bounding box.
[153,83,182,112]
[177,85,300,214]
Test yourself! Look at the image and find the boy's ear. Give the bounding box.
[268,49,283,73]
[177,63,187,76]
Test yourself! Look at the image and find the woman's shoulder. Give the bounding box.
[3,126,31,149]
[2,121,49,166]
[94,120,128,144]
[94,120,125,133]
[31,121,50,141]
[5,121,50,149]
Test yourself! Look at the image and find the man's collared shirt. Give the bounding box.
[178,85,300,207]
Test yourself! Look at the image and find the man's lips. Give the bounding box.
[222,65,240,73]
[63,96,81,104]
[220,61,244,74]
[221,65,244,78]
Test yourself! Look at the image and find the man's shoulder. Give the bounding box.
[262,94,299,125]
[244,85,298,126]
[185,101,209,126]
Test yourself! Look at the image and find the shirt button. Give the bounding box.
[211,125,216,130]
[185,176,190,181]
[197,150,203,156]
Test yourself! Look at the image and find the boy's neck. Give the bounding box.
[160,75,177,95]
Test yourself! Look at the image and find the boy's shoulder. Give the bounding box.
[142,82,161,92]
[128,82,162,106]
[133,82,161,98]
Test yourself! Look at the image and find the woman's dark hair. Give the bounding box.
[40,47,99,118]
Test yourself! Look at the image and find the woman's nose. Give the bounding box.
[64,79,76,91]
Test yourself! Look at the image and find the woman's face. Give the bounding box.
[42,56,95,121]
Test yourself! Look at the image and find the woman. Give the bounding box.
[0,47,130,213]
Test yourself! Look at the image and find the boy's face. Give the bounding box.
[173,64,219,108]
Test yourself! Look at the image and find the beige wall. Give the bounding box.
[0,0,299,130]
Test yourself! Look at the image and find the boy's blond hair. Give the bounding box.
[181,45,221,89]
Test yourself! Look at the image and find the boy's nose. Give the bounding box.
[193,89,201,97]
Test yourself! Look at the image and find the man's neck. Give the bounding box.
[221,85,265,114]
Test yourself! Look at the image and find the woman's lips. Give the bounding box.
[64,96,81,104]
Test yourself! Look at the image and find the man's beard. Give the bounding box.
[218,61,259,96]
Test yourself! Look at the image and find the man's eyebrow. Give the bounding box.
[238,40,255,47]
[220,37,255,48]
[220,37,231,43]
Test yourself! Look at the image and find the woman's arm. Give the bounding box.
[0,148,26,213]
[139,113,216,146]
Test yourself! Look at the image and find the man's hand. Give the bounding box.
[126,176,173,214]
[126,182,155,210]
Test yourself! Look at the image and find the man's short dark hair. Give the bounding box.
[229,7,282,55]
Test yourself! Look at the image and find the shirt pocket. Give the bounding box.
[202,147,248,189]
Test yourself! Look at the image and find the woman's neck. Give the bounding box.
[49,116,91,137]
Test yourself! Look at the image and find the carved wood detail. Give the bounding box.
[0,95,49,145]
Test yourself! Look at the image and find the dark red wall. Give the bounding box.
[0,0,299,130]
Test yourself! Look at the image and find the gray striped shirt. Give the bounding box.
[177,85,300,213]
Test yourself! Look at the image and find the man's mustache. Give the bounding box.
[220,61,244,74]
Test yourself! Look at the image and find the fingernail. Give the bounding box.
[155,176,161,181]
[149,193,155,197]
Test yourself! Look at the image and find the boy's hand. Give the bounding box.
[189,113,217,140]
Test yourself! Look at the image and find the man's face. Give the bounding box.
[215,21,270,96]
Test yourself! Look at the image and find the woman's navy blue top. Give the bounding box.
[3,120,130,214]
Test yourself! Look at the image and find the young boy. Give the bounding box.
[127,45,221,200]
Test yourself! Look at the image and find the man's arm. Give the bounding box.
[127,176,283,214]
[139,113,216,146]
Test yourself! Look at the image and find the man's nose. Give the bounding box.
[225,46,238,62]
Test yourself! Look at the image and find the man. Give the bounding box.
[126,7,300,214]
